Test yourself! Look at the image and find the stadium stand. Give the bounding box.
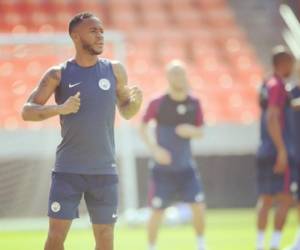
[5,0,297,218]
[0,0,263,129]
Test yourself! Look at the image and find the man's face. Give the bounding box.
[73,17,104,55]
[282,55,295,78]
[167,66,189,92]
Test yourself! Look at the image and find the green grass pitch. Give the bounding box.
[0,209,297,250]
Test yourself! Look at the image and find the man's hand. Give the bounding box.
[151,145,172,166]
[119,85,142,107]
[129,86,143,106]
[58,92,81,115]
[274,147,288,174]
[175,123,202,139]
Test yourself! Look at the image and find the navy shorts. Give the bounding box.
[149,167,205,209]
[48,172,118,224]
[256,157,297,196]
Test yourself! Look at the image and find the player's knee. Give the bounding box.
[257,196,273,210]
[94,224,114,244]
[151,209,165,219]
[153,208,165,215]
[191,202,206,210]
[46,230,66,245]
[276,194,293,208]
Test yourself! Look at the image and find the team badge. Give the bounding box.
[177,104,187,115]
[51,201,61,213]
[152,197,163,208]
[195,193,205,202]
[98,78,111,90]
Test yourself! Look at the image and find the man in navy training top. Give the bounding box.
[140,60,206,250]
[22,12,142,250]
[256,46,295,250]
[285,70,300,250]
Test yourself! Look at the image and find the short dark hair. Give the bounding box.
[272,45,293,66]
[68,12,95,35]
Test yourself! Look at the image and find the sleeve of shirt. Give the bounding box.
[268,82,283,108]
[195,99,204,126]
[142,98,160,124]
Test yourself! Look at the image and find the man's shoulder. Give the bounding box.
[43,64,63,82]
[109,60,126,80]
[99,58,113,65]
[266,75,283,89]
[187,94,200,104]
[148,94,167,106]
[110,60,122,69]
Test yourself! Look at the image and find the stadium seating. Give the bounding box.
[0,0,263,128]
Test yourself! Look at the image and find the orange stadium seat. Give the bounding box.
[168,0,195,11]
[142,12,169,29]
[0,0,264,127]
[111,13,138,30]
[173,11,203,28]
[198,0,227,11]
[139,0,164,12]
[108,0,136,13]
[206,10,236,29]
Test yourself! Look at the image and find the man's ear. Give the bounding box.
[71,32,79,42]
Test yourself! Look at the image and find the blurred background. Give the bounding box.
[0,0,299,247]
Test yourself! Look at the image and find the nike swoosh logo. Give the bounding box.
[69,82,81,88]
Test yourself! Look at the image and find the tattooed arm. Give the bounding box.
[22,66,81,121]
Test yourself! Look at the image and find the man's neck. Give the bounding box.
[75,52,98,67]
[168,89,188,102]
[274,70,285,80]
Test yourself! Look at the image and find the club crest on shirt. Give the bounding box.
[98,78,111,90]
[177,104,187,115]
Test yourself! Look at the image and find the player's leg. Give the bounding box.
[147,167,174,250]
[256,195,273,233]
[257,195,273,250]
[44,218,72,250]
[84,175,118,250]
[181,168,206,250]
[256,158,275,250]
[190,202,206,250]
[270,165,294,250]
[270,193,293,250]
[284,165,300,250]
[148,208,165,250]
[92,224,115,250]
[287,203,300,250]
[45,172,83,250]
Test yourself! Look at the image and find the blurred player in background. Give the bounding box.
[285,67,300,250]
[22,12,142,250]
[256,46,295,250]
[140,60,206,250]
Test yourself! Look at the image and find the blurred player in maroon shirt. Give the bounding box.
[140,61,206,250]
[256,46,295,250]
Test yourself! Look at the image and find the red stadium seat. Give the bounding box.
[142,12,169,29]
[111,13,138,30]
[198,0,227,11]
[0,0,264,127]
